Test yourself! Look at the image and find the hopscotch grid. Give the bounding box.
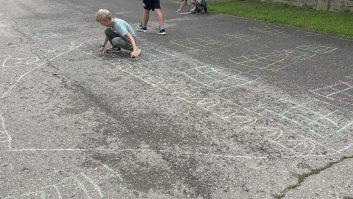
[230,49,319,71]
[263,98,353,138]
[307,110,339,127]
[194,66,250,83]
[310,81,353,106]
[275,99,338,128]
[180,65,260,90]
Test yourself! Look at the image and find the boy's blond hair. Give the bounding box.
[96,9,112,22]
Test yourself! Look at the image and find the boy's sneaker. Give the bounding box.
[136,24,147,32]
[197,9,206,14]
[190,6,197,14]
[158,28,166,35]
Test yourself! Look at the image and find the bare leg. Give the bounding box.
[177,0,187,13]
[154,9,164,28]
[142,9,149,27]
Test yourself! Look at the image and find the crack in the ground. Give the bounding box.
[274,154,353,199]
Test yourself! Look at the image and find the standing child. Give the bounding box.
[136,0,166,35]
[96,9,140,58]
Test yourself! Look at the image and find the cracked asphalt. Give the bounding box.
[0,0,353,198]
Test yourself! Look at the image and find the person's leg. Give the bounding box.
[177,0,187,13]
[152,0,166,35]
[112,37,133,51]
[154,9,164,29]
[142,9,149,27]
[137,0,150,32]
[104,28,119,46]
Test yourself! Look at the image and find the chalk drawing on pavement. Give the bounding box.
[225,33,260,42]
[296,45,337,54]
[32,32,57,39]
[2,164,124,199]
[2,55,40,68]
[2,40,350,158]
[229,49,316,71]
[249,26,285,35]
[0,114,11,148]
[170,37,231,50]
[76,43,353,157]
[178,64,260,90]
[1,40,91,99]
[260,97,353,138]
[310,81,353,106]
[346,74,353,80]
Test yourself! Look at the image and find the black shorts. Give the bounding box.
[143,0,161,11]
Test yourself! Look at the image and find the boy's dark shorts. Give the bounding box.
[143,0,161,11]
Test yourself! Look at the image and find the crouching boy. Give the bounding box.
[191,0,207,14]
[96,9,140,58]
[177,0,207,14]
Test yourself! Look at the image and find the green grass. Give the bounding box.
[209,0,353,37]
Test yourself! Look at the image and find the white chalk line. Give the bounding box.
[0,114,12,149]
[6,147,347,160]
[2,55,10,68]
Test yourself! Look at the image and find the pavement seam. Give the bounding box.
[274,154,353,199]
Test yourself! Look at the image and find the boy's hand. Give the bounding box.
[98,44,106,53]
[130,49,140,58]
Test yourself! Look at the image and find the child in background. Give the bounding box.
[191,0,207,14]
[136,0,166,35]
[177,0,207,14]
[96,9,140,58]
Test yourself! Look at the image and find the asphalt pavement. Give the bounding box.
[0,0,353,198]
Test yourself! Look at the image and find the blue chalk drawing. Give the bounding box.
[261,97,353,138]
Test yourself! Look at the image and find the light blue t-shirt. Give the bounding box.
[112,18,135,38]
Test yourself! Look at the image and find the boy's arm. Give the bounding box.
[124,33,139,58]
[99,36,109,52]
